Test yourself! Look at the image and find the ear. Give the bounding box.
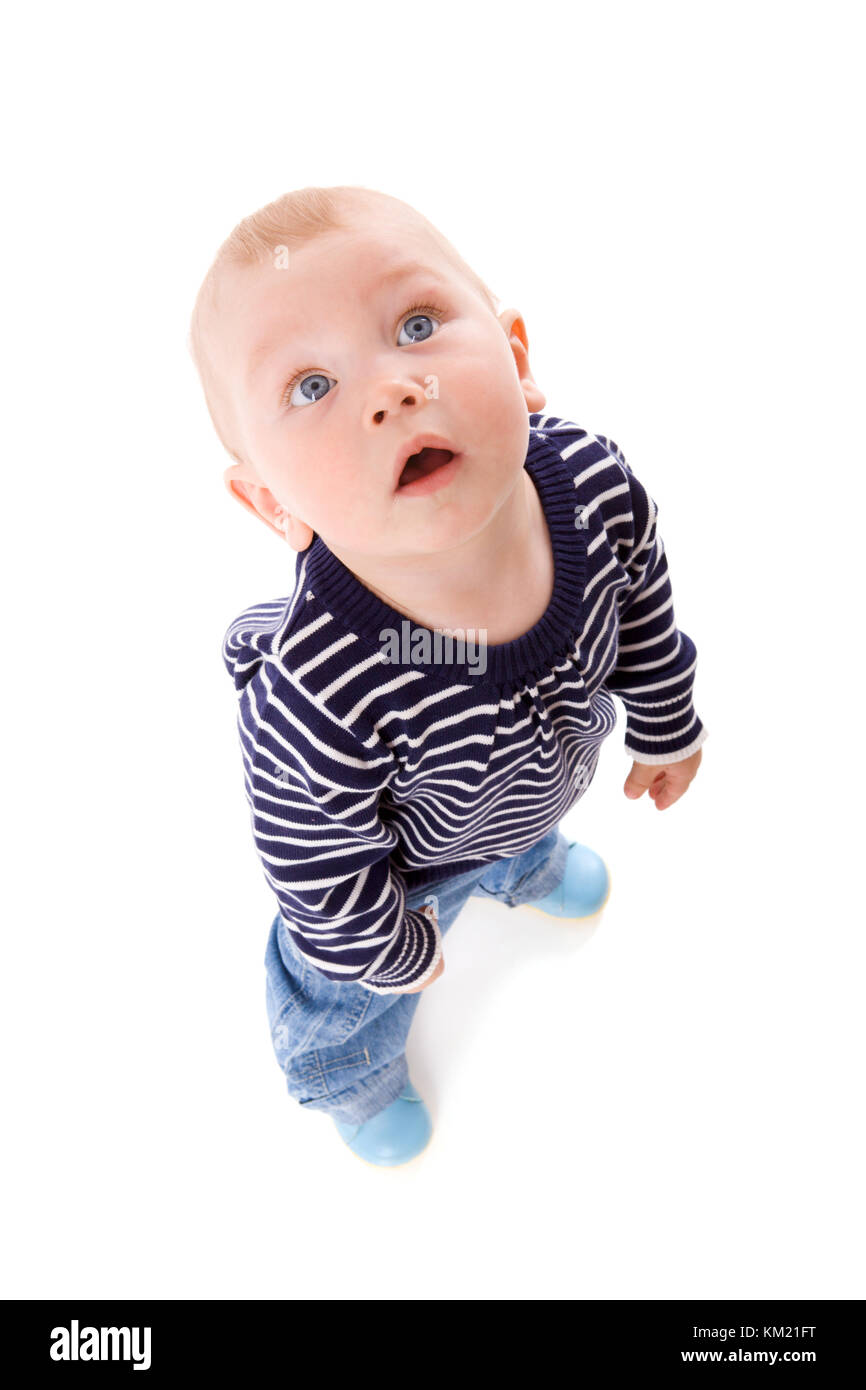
[498,308,546,412]
[223,462,314,552]
[222,462,270,524]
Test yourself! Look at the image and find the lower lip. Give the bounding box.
[396,453,462,497]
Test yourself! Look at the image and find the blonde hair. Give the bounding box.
[187,184,501,465]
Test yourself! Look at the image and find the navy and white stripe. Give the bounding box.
[222,414,707,993]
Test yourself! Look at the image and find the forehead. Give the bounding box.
[214,217,461,372]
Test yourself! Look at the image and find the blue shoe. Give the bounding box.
[333,1081,433,1167]
[523,840,611,920]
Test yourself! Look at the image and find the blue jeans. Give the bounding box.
[263,825,571,1125]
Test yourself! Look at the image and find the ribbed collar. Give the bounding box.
[301,426,587,687]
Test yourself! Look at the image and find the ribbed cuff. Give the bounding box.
[357,908,443,995]
[623,723,709,766]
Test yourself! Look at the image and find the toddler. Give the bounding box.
[188,185,707,1167]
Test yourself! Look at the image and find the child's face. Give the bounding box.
[212,211,544,558]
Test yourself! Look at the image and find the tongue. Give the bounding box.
[399,447,453,486]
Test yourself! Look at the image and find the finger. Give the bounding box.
[654,781,687,810]
[624,763,660,798]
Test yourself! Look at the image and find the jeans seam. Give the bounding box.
[329,992,374,1046]
[301,1053,396,1115]
[270,992,301,1032]
[317,1047,371,1076]
[502,864,535,906]
[473,857,520,902]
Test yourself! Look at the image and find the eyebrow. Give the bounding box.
[244,260,441,387]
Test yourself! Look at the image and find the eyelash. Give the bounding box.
[279,302,447,408]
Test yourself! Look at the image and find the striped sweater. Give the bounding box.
[222,413,707,994]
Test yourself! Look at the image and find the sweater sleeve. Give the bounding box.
[234,670,443,995]
[598,440,709,765]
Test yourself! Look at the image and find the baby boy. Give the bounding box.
[188,185,707,1166]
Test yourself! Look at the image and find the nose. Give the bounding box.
[366,373,426,427]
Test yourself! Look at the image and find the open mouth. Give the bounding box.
[397,447,456,488]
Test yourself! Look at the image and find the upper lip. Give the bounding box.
[393,433,459,489]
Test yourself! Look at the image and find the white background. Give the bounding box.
[2,0,863,1300]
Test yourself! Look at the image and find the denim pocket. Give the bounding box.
[315,1047,371,1076]
[291,1043,373,1106]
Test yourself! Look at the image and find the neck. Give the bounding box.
[323,469,550,641]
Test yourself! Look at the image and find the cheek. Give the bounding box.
[307,456,379,526]
[320,454,362,493]
[457,332,523,399]
[456,357,526,428]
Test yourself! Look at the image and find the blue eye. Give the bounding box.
[285,372,335,408]
[397,309,441,345]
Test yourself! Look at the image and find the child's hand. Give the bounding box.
[624,748,703,811]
